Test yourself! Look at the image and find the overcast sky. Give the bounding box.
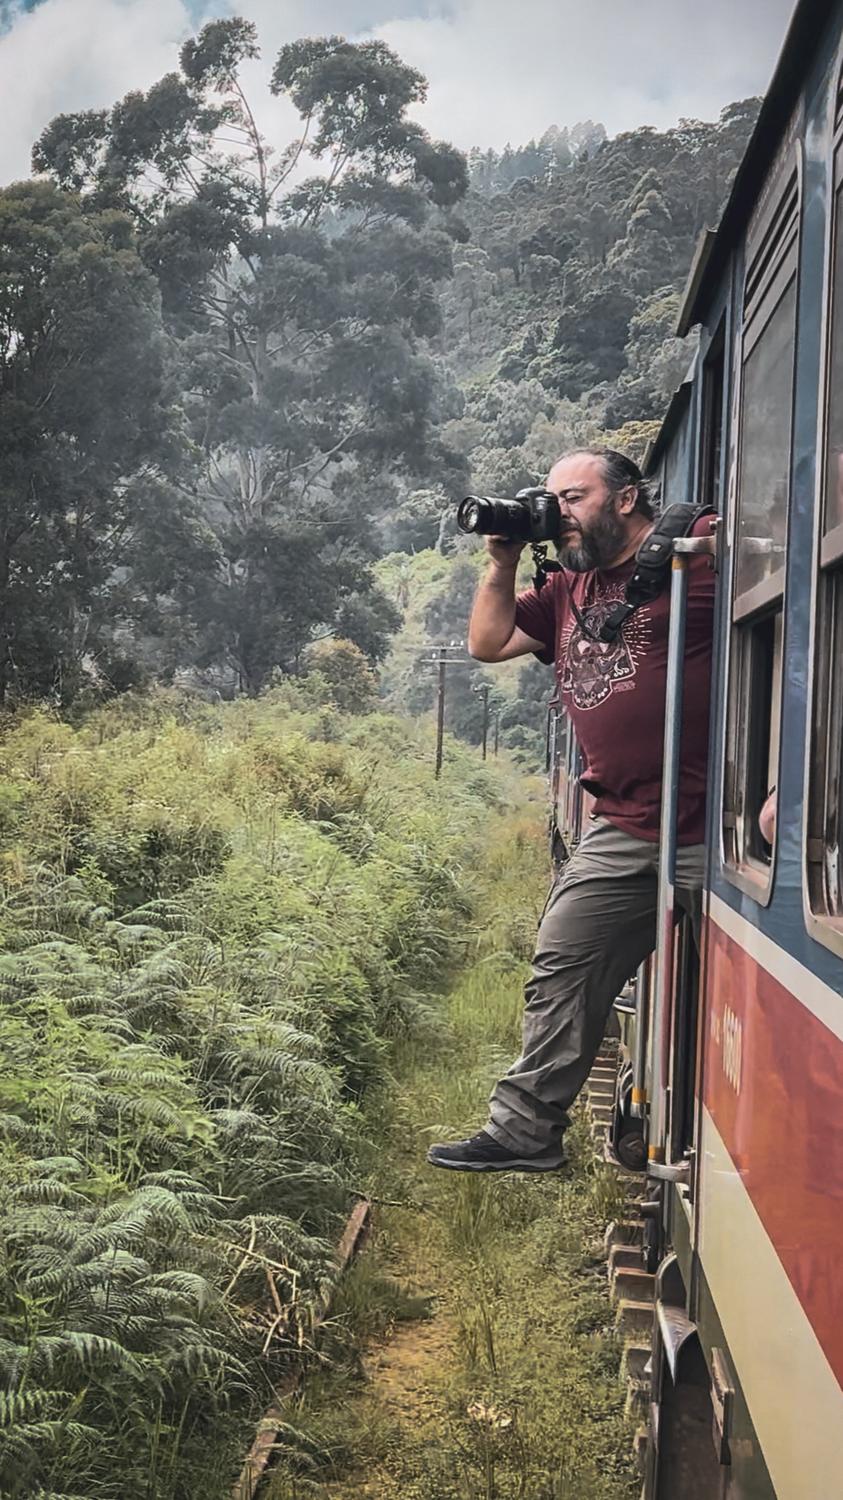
[0,0,797,186]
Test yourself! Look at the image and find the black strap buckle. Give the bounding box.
[598,601,636,644]
[531,543,561,592]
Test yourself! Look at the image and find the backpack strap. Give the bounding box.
[597,503,713,644]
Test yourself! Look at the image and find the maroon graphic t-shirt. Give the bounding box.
[514,517,715,845]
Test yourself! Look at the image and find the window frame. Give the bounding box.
[732,269,797,620]
[821,144,843,564]
[804,58,843,958]
[699,318,726,513]
[721,144,801,904]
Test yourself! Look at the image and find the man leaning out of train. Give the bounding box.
[427,446,715,1173]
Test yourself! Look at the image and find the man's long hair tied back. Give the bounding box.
[569,445,659,519]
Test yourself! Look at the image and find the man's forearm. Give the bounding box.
[468,561,518,660]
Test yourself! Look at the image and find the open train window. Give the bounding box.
[662,393,691,507]
[700,321,726,511]
[725,608,783,866]
[807,127,843,951]
[722,165,798,899]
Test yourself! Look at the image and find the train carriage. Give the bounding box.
[551,3,843,1494]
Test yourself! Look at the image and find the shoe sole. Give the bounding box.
[426,1151,564,1173]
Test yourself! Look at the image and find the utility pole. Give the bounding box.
[473,682,490,760]
[493,709,500,757]
[419,644,469,778]
[435,649,446,777]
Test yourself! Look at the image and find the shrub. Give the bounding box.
[0,689,520,1496]
[302,639,379,714]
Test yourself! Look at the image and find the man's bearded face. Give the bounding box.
[544,451,634,572]
[557,494,627,572]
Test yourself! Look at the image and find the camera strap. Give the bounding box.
[546,504,713,645]
[530,543,561,593]
[534,545,605,643]
[597,503,712,643]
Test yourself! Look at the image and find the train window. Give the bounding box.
[724,608,783,873]
[663,405,690,505]
[723,165,797,895]
[807,134,843,944]
[808,574,843,918]
[733,279,795,617]
[823,168,843,556]
[700,322,725,511]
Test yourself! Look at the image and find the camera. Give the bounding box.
[456,486,562,544]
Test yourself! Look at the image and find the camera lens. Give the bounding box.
[457,497,484,533]
[456,495,532,540]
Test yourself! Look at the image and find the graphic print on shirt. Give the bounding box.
[559,587,653,711]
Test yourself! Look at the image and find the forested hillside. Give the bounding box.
[397,98,758,547]
[0,16,757,717]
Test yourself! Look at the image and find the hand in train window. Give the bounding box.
[759,788,777,846]
[807,571,843,929]
[725,608,783,874]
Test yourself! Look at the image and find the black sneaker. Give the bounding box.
[426,1129,564,1173]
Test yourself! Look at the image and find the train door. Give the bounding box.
[656,318,729,1190]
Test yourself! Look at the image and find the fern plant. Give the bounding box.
[0,693,511,1496]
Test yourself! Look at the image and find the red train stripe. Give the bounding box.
[703,919,843,1386]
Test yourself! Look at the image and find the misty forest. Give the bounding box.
[0,19,756,1500]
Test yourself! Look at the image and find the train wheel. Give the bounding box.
[616,1126,647,1171]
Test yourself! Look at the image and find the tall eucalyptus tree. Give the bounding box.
[35,20,469,692]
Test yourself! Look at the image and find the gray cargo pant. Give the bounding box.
[486,816,705,1158]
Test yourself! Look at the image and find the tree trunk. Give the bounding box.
[435,506,450,555]
[0,538,9,706]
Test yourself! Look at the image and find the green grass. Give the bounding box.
[0,688,532,1500]
[0,692,636,1498]
[264,815,638,1500]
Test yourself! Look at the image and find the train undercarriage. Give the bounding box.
[587,1000,772,1500]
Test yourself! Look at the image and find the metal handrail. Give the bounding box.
[647,553,689,1171]
[630,956,652,1119]
[647,528,717,1177]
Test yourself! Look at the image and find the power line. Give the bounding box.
[472,682,490,760]
[419,643,470,778]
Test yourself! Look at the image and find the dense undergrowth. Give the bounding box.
[264,814,637,1500]
[0,687,519,1500]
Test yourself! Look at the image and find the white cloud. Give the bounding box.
[0,0,797,187]
[0,0,434,186]
[368,0,798,150]
[0,0,201,183]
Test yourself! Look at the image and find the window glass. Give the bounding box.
[735,280,796,604]
[663,411,689,506]
[817,572,843,916]
[701,331,725,512]
[729,608,782,870]
[824,185,843,541]
[767,612,784,794]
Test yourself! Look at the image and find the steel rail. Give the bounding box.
[233,1198,372,1500]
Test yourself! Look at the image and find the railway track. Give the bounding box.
[233,1198,372,1500]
